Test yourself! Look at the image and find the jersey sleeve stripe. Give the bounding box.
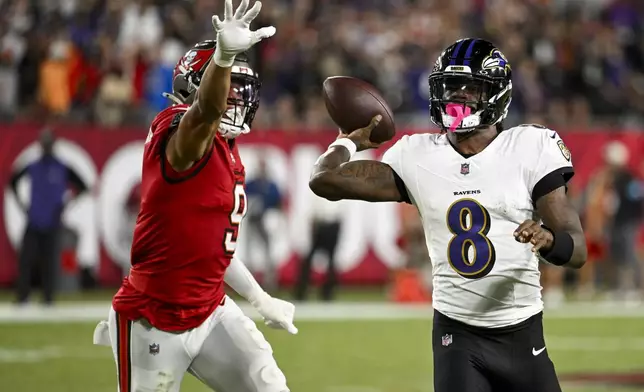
[532,166,574,205]
[116,313,132,392]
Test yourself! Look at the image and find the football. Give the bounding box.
[322,76,396,143]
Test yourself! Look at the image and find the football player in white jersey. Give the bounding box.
[309,39,586,392]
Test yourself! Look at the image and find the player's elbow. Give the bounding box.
[569,253,587,269]
[567,234,588,269]
[309,173,341,201]
[568,256,586,270]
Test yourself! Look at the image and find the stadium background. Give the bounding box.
[1,0,644,391]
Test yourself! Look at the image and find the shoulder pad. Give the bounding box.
[517,123,548,130]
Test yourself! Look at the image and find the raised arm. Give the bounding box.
[167,64,231,170]
[167,0,275,171]
[309,115,409,203]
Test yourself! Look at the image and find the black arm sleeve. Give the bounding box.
[532,166,574,205]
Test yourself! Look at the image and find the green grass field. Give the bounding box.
[0,298,643,392]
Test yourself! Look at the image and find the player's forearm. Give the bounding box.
[224,256,268,304]
[309,146,353,201]
[309,146,353,198]
[536,188,587,269]
[193,62,231,124]
[542,227,586,270]
[310,153,402,203]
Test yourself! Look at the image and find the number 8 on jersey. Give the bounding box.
[446,198,496,279]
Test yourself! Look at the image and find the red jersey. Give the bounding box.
[112,104,247,331]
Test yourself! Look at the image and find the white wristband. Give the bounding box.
[328,138,357,158]
[214,47,236,68]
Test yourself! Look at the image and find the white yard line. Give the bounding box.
[0,346,109,363]
[545,336,644,351]
[0,301,643,323]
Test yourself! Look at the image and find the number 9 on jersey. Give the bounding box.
[446,198,496,279]
[223,183,247,254]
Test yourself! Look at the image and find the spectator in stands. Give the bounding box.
[10,129,88,306]
[94,64,133,127]
[38,32,73,118]
[0,0,641,129]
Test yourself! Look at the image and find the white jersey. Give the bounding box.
[382,124,574,328]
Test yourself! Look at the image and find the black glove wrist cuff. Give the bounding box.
[539,225,574,266]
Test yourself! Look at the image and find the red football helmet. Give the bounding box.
[165,40,261,131]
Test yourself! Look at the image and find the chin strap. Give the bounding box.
[219,122,250,139]
[162,92,185,106]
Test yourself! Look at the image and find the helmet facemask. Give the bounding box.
[164,41,261,137]
[219,73,261,136]
[429,74,512,133]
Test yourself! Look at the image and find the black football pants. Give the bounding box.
[294,221,340,301]
[15,226,60,305]
[433,310,562,392]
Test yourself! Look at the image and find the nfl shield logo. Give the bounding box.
[441,334,453,347]
[149,343,160,356]
[460,163,470,175]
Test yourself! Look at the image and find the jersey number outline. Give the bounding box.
[223,183,247,254]
[446,198,496,279]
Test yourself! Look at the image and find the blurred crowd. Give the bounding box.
[0,0,643,130]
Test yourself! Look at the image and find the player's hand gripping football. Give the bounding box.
[251,293,298,335]
[212,0,276,67]
[514,219,554,253]
[338,115,384,151]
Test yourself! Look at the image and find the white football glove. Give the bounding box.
[212,0,276,68]
[250,293,298,335]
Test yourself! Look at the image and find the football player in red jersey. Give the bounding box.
[92,1,297,391]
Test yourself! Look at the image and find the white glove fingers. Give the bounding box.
[282,321,298,335]
[211,15,223,31]
[264,320,280,329]
[250,26,276,44]
[266,319,297,335]
[224,0,234,21]
[234,0,249,19]
[242,1,262,24]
